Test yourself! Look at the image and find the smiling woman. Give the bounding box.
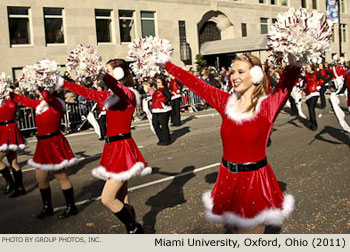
[164,54,301,234]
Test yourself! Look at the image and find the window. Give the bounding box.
[259,0,265,3]
[119,10,135,43]
[44,8,64,44]
[271,0,276,5]
[7,7,31,45]
[312,0,317,9]
[272,18,277,24]
[281,0,288,6]
[301,0,307,8]
[241,23,247,37]
[95,9,113,43]
[179,21,186,43]
[260,18,268,34]
[340,24,347,42]
[332,27,335,42]
[340,0,346,13]
[141,11,156,37]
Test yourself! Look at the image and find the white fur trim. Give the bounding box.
[0,140,27,152]
[113,67,125,80]
[152,106,172,113]
[91,162,152,181]
[305,92,320,101]
[35,100,49,115]
[225,93,268,124]
[171,94,181,100]
[202,191,295,230]
[104,92,120,110]
[56,76,65,90]
[28,157,79,171]
[250,66,264,85]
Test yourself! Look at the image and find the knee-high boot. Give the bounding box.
[9,168,26,198]
[0,167,14,195]
[114,204,143,234]
[37,187,54,219]
[58,187,78,219]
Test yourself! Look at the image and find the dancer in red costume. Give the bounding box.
[13,89,78,219]
[0,92,27,197]
[304,64,320,131]
[58,59,151,234]
[164,55,300,233]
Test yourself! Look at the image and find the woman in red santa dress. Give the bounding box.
[164,54,300,233]
[13,89,79,219]
[304,64,321,131]
[0,91,27,197]
[58,59,151,234]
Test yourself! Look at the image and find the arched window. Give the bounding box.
[199,21,221,46]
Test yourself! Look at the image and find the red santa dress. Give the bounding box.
[61,74,151,181]
[0,98,27,151]
[166,62,300,230]
[13,91,78,170]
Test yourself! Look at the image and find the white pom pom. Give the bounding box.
[113,67,125,80]
[250,66,264,85]
[267,8,332,65]
[127,36,173,78]
[0,72,13,101]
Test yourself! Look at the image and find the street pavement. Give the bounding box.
[0,96,349,234]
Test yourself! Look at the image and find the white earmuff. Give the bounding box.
[250,66,264,85]
[113,67,125,80]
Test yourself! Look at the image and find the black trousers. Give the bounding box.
[170,98,181,126]
[98,115,106,139]
[319,84,327,109]
[152,112,171,144]
[306,96,319,130]
[288,96,298,116]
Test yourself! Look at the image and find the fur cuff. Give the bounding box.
[28,157,79,171]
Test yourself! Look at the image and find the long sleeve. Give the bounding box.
[63,80,108,104]
[162,88,171,105]
[165,62,230,115]
[268,65,301,122]
[316,73,331,84]
[102,73,136,109]
[12,93,40,109]
[41,90,64,113]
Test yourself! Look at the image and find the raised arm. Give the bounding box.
[62,79,108,104]
[165,62,230,114]
[12,93,41,109]
[41,89,64,113]
[268,65,301,122]
[102,73,135,106]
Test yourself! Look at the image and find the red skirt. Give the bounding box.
[28,133,78,171]
[202,163,294,230]
[92,138,151,181]
[0,124,27,151]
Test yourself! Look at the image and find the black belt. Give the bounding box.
[0,120,16,126]
[222,157,267,174]
[105,133,131,144]
[36,131,61,140]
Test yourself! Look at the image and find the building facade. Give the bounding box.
[1,0,349,79]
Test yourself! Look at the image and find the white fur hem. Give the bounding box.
[0,142,27,152]
[171,94,181,100]
[305,92,320,100]
[225,93,269,124]
[91,162,152,181]
[152,107,172,113]
[28,157,79,171]
[202,191,295,230]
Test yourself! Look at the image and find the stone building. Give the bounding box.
[1,0,349,79]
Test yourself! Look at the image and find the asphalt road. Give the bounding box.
[0,96,349,234]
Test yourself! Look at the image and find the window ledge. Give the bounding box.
[97,42,115,45]
[46,43,67,47]
[10,44,33,48]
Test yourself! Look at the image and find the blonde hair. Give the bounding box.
[232,55,269,112]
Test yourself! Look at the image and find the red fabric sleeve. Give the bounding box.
[165,62,230,115]
[63,80,108,104]
[41,90,64,113]
[267,65,301,122]
[102,73,136,107]
[12,93,41,109]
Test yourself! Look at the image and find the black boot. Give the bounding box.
[37,187,54,219]
[9,168,26,198]
[114,204,143,234]
[1,167,14,195]
[124,203,136,219]
[58,187,78,219]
